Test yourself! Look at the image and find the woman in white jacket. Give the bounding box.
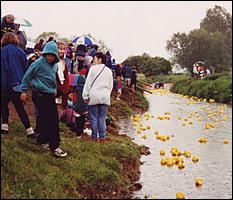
[82,52,113,143]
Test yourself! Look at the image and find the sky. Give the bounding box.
[1,1,232,64]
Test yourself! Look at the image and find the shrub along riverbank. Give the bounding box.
[170,73,232,104]
[1,87,150,199]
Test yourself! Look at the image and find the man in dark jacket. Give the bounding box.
[1,14,15,39]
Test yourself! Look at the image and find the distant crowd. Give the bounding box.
[1,14,138,158]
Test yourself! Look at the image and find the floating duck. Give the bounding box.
[215,119,219,122]
[154,130,159,135]
[146,125,150,129]
[210,123,215,128]
[151,115,154,118]
[176,191,185,199]
[195,178,203,186]
[182,122,186,126]
[142,135,147,139]
[198,118,202,121]
[137,129,141,134]
[151,195,156,199]
[184,118,188,121]
[224,139,229,144]
[178,116,181,120]
[161,158,166,165]
[192,156,199,162]
[189,121,193,125]
[166,158,173,167]
[160,149,166,155]
[133,122,137,126]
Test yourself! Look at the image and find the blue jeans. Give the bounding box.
[89,104,108,140]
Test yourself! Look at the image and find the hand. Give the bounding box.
[20,93,27,105]
[84,98,90,103]
[53,92,57,97]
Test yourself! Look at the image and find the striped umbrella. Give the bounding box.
[14,17,33,27]
[72,36,93,46]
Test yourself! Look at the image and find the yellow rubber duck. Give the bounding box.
[154,130,159,135]
[192,156,199,162]
[198,118,202,121]
[189,121,193,125]
[133,122,137,126]
[166,158,173,167]
[142,135,147,139]
[184,118,188,121]
[161,158,167,165]
[215,119,219,122]
[178,116,181,120]
[224,139,229,144]
[151,195,156,199]
[146,125,150,129]
[176,191,185,199]
[137,129,141,134]
[195,178,203,186]
[151,115,154,118]
[160,149,166,155]
[182,122,186,126]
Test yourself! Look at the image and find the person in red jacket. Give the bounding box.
[55,42,70,117]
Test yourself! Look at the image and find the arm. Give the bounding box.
[1,49,9,92]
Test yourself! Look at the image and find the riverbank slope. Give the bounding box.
[1,87,150,199]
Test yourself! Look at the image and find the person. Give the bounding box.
[121,64,126,84]
[114,75,122,100]
[60,90,76,130]
[131,66,137,91]
[83,52,113,143]
[209,65,214,75]
[20,41,67,158]
[55,42,70,117]
[1,32,35,138]
[1,14,15,39]
[89,44,99,57]
[34,39,44,52]
[193,64,198,78]
[106,51,112,69]
[206,68,211,75]
[198,64,205,79]
[14,23,27,52]
[65,43,73,73]
[111,59,117,79]
[115,63,122,78]
[74,44,88,73]
[72,68,89,138]
[27,53,39,67]
[124,63,132,87]
[41,36,54,51]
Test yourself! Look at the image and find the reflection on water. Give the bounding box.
[119,90,232,199]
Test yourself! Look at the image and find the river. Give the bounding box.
[119,89,232,199]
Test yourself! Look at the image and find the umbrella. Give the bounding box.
[68,74,80,86]
[72,36,93,46]
[195,61,205,66]
[14,17,33,27]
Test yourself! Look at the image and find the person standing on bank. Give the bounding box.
[20,41,67,158]
[82,52,113,143]
[1,32,35,138]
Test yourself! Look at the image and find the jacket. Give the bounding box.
[125,65,132,78]
[83,64,113,106]
[1,16,15,39]
[56,61,69,108]
[72,74,88,115]
[21,41,59,94]
[1,43,28,92]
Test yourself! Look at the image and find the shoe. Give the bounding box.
[27,133,37,139]
[77,135,82,139]
[53,147,67,157]
[1,129,8,134]
[116,97,120,100]
[35,141,50,150]
[100,139,108,144]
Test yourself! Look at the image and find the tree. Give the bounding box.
[34,32,59,43]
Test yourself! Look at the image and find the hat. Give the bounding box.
[27,53,37,60]
[79,68,87,75]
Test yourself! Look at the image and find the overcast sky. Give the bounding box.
[1,1,232,63]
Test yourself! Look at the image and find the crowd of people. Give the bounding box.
[1,14,138,158]
[191,63,214,79]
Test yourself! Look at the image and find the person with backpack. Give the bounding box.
[14,23,27,52]
[124,63,132,87]
[1,32,35,139]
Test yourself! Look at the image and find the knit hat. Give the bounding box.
[79,68,87,75]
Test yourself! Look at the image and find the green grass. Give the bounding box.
[1,119,141,199]
[170,73,232,104]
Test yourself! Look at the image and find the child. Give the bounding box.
[20,41,67,158]
[114,75,122,100]
[55,42,69,117]
[60,90,76,130]
[72,68,88,138]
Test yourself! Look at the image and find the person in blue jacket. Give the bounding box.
[1,14,15,39]
[20,41,67,158]
[1,32,35,138]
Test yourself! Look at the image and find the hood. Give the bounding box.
[42,41,59,63]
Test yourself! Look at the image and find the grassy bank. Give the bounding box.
[170,73,232,104]
[1,87,149,199]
